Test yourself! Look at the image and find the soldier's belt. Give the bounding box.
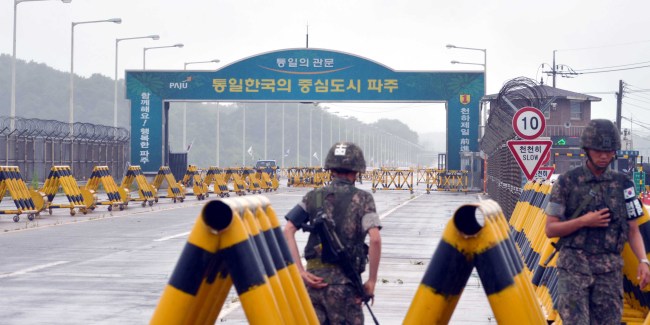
[306,258,339,270]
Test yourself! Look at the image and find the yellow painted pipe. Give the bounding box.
[263,199,319,324]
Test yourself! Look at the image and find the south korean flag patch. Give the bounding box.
[624,187,636,200]
[334,144,347,156]
[624,187,644,219]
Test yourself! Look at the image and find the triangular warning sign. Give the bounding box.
[507,140,553,181]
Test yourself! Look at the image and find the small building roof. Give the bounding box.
[482,84,601,102]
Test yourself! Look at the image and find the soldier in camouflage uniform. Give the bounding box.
[545,119,650,324]
[283,142,382,324]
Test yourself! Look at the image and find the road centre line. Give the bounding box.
[0,261,69,279]
[154,231,190,242]
[379,194,423,220]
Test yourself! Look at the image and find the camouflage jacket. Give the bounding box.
[545,165,643,274]
[302,177,381,275]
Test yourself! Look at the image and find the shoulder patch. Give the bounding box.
[624,187,636,199]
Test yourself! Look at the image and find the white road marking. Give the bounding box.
[379,193,423,220]
[0,261,69,279]
[217,301,242,319]
[153,231,190,242]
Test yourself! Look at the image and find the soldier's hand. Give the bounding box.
[637,263,650,289]
[300,270,327,289]
[363,280,376,305]
[582,208,611,228]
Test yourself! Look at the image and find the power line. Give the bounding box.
[623,100,650,111]
[626,93,650,103]
[574,60,650,72]
[557,39,650,52]
[577,64,650,75]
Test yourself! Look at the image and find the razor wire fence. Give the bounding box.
[480,77,551,218]
[0,116,129,184]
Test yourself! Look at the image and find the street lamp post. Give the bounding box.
[446,44,487,95]
[296,103,300,167]
[115,34,159,129]
[309,105,313,166]
[182,59,219,149]
[330,111,338,147]
[143,43,183,70]
[215,102,220,166]
[281,103,285,168]
[12,0,71,131]
[320,107,329,166]
[70,17,121,134]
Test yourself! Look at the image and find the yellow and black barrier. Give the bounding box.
[85,166,128,211]
[418,168,440,194]
[151,166,185,203]
[435,170,469,192]
[0,166,41,222]
[151,196,318,324]
[242,168,263,194]
[404,199,546,324]
[255,169,275,192]
[204,167,230,197]
[41,166,96,216]
[371,168,414,194]
[120,165,157,207]
[180,164,208,200]
[286,167,326,188]
[224,168,248,196]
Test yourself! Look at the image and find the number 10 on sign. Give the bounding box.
[512,106,546,140]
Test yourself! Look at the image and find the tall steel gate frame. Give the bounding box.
[125,48,484,173]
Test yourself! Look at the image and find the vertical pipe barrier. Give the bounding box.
[0,166,40,222]
[84,166,127,211]
[151,166,185,203]
[40,165,95,216]
[404,199,546,324]
[151,196,317,324]
[120,165,156,207]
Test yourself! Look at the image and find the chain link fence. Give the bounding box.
[480,77,551,218]
[0,116,129,184]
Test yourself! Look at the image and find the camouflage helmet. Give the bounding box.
[324,142,366,173]
[580,119,621,151]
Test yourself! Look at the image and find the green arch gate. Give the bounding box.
[125,48,484,173]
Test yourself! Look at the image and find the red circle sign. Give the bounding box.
[512,106,546,140]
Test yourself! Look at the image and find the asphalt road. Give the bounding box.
[0,183,494,324]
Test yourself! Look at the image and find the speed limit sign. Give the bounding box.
[512,107,546,140]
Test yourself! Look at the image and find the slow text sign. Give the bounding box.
[507,140,553,180]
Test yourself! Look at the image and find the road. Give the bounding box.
[0,183,495,324]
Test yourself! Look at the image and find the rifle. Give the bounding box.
[303,211,380,325]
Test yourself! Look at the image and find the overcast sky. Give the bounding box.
[2,0,650,134]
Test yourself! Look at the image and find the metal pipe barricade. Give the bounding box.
[120,165,156,207]
[40,166,95,216]
[0,166,40,222]
[371,168,414,194]
[151,166,185,203]
[84,166,128,211]
[180,164,208,200]
[151,196,318,324]
[404,199,546,324]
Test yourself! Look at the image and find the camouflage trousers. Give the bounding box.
[556,268,623,325]
[308,283,363,325]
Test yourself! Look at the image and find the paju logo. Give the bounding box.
[170,76,192,89]
[460,94,471,105]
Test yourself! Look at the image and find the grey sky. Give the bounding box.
[2,0,650,134]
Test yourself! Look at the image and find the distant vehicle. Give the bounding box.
[255,160,278,177]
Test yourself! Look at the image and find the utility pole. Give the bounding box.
[616,80,623,134]
[552,50,557,88]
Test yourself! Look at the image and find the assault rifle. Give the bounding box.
[303,212,380,325]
